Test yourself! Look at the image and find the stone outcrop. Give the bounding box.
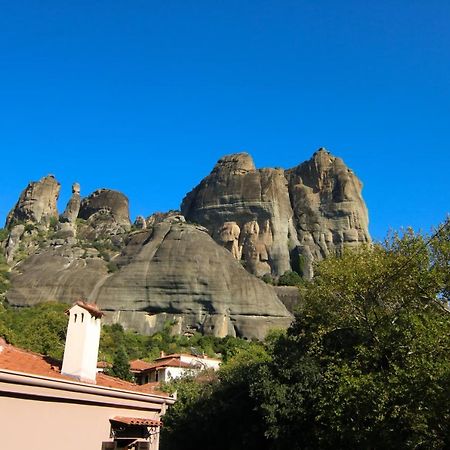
[6,175,60,228]
[133,216,147,230]
[2,148,370,339]
[6,219,292,339]
[60,183,81,223]
[182,149,370,278]
[4,224,25,263]
[79,189,131,229]
[145,210,183,228]
[182,153,296,277]
[285,148,370,278]
[6,245,109,306]
[93,220,292,339]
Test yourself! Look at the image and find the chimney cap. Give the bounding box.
[66,300,104,318]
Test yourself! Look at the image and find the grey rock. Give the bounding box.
[55,222,77,240]
[60,183,81,223]
[5,225,25,263]
[182,153,295,277]
[133,216,147,230]
[285,148,370,277]
[6,175,60,228]
[6,221,293,339]
[145,210,184,227]
[6,245,109,306]
[182,149,370,279]
[79,189,131,229]
[93,221,292,339]
[272,286,302,313]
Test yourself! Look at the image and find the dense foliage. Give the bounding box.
[161,222,450,450]
[0,302,69,359]
[0,301,257,374]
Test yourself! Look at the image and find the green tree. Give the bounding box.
[252,223,450,449]
[161,342,271,450]
[0,302,69,359]
[109,346,133,381]
[161,221,450,450]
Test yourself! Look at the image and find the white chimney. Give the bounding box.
[61,300,103,384]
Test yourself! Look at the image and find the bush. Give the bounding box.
[278,270,303,286]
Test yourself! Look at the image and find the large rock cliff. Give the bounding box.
[181,153,296,277]
[6,175,60,228]
[2,148,370,339]
[6,216,292,339]
[285,149,370,278]
[182,148,370,278]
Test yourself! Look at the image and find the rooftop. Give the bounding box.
[0,338,167,396]
[67,300,104,318]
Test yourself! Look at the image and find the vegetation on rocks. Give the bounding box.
[0,301,259,378]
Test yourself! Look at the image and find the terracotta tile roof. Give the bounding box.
[130,359,154,372]
[67,300,104,318]
[144,357,194,370]
[0,339,168,397]
[111,416,162,427]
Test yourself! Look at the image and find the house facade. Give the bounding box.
[131,353,221,384]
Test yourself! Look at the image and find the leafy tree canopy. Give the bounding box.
[161,221,450,450]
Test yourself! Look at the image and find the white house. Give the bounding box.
[131,353,221,384]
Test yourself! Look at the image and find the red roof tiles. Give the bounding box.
[130,359,154,372]
[0,340,168,397]
[67,300,104,318]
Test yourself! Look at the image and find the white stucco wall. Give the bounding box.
[0,370,173,450]
[61,305,101,383]
[179,355,221,370]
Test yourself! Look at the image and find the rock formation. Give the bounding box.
[79,189,131,229]
[182,149,370,278]
[2,147,370,339]
[133,216,147,230]
[285,148,370,278]
[60,183,81,223]
[6,218,292,339]
[6,175,60,228]
[181,153,296,277]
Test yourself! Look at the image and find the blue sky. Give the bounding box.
[0,0,449,241]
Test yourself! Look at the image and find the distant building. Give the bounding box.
[131,352,221,384]
[0,301,175,450]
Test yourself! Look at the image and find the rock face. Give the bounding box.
[6,175,60,228]
[182,149,370,278]
[94,219,292,339]
[285,148,370,278]
[79,189,131,228]
[7,245,109,306]
[60,183,81,223]
[6,219,292,339]
[2,148,370,339]
[181,153,296,277]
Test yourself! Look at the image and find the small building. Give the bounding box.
[0,301,175,450]
[131,352,221,384]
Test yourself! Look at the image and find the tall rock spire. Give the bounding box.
[182,148,370,279]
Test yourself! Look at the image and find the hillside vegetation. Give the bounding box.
[161,221,450,450]
[0,301,259,364]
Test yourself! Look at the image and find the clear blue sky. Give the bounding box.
[1,0,449,241]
